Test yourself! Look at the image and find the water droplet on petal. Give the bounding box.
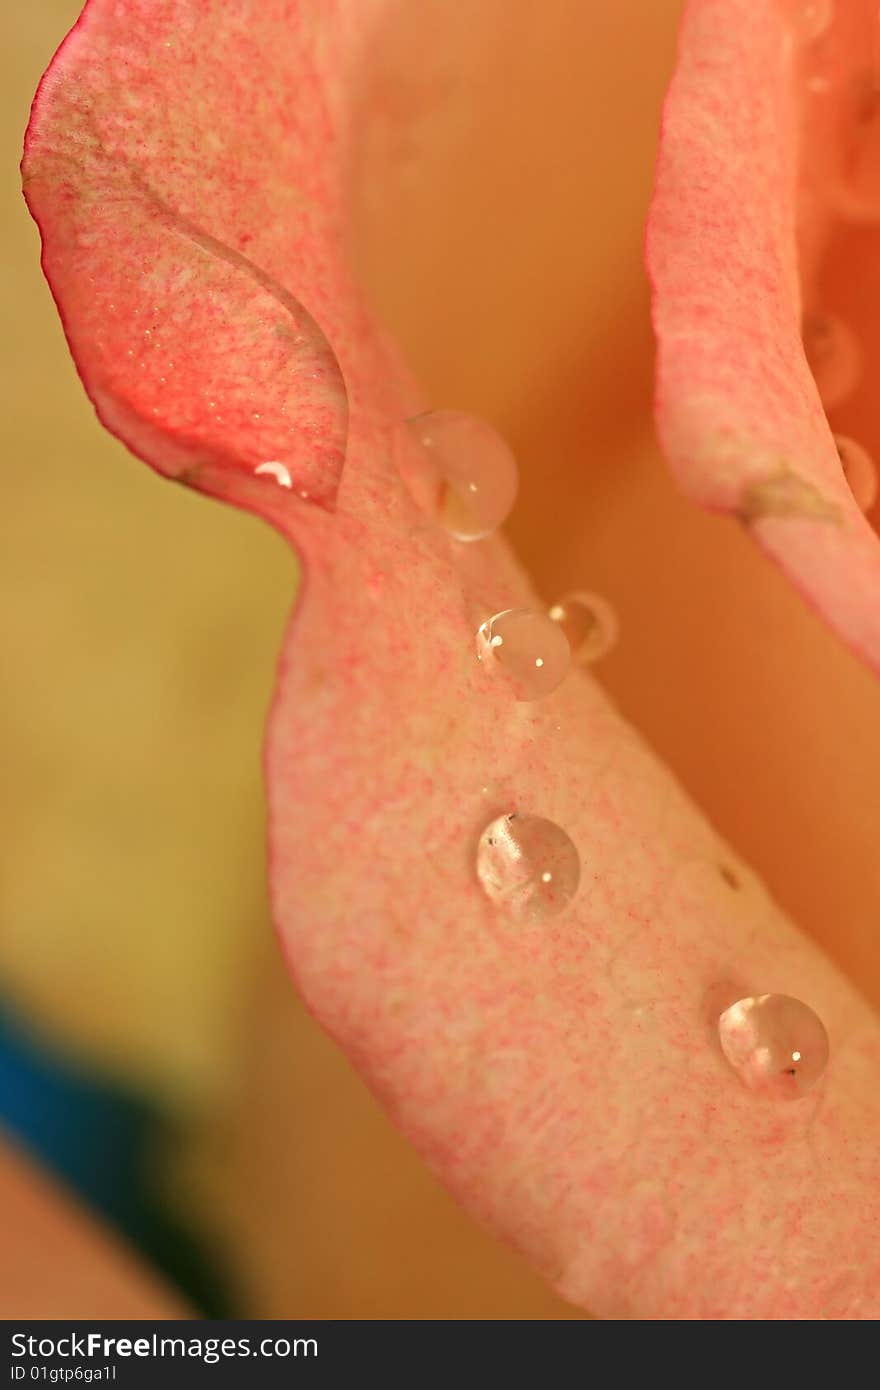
[476,813,580,921]
[827,73,880,224]
[718,993,829,1099]
[476,608,570,700]
[790,0,833,42]
[548,591,618,665]
[835,434,877,512]
[395,410,518,540]
[803,312,861,409]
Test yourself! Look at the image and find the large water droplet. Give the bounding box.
[476,608,571,700]
[802,312,861,409]
[718,993,829,1099]
[835,434,878,512]
[396,410,518,540]
[548,591,618,665]
[47,202,348,506]
[476,813,581,921]
[827,74,880,224]
[791,0,833,42]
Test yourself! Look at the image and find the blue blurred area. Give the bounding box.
[0,1000,229,1314]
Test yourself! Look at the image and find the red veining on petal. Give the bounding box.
[23,0,350,513]
[647,0,880,672]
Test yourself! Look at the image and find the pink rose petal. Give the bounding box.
[647,0,880,671]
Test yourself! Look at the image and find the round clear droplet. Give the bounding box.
[790,0,833,42]
[548,591,618,665]
[827,75,880,224]
[476,813,581,921]
[718,993,829,1099]
[835,434,877,512]
[802,312,861,409]
[476,608,571,700]
[395,410,518,541]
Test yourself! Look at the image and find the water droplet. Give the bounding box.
[395,410,518,541]
[790,0,833,42]
[476,813,580,921]
[476,608,570,700]
[548,591,618,665]
[835,434,877,512]
[803,312,861,409]
[827,72,880,224]
[718,994,829,1099]
[254,461,292,489]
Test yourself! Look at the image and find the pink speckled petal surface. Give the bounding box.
[647,0,880,672]
[24,0,880,1317]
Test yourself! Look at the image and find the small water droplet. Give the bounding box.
[476,608,570,700]
[548,591,618,665]
[803,312,861,409]
[476,813,580,921]
[790,0,833,42]
[827,71,880,224]
[395,410,518,541]
[718,993,829,1098]
[835,434,877,512]
[254,461,292,488]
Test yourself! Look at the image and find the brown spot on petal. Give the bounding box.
[739,469,842,525]
[718,863,740,890]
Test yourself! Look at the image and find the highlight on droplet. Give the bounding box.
[254,460,293,488]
